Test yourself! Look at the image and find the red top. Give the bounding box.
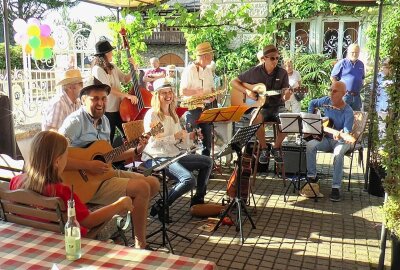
[144,67,166,91]
[9,174,90,236]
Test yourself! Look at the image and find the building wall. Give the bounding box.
[141,44,186,68]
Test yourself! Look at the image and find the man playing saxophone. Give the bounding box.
[180,41,216,157]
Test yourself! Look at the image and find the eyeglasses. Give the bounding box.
[266,56,280,61]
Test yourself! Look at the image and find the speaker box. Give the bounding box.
[282,143,307,174]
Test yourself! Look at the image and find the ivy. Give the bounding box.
[0,43,23,69]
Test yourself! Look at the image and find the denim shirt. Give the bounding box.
[308,96,354,137]
[59,107,111,147]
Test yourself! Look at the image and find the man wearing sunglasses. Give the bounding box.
[231,44,291,164]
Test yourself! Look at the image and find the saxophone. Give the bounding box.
[180,89,225,110]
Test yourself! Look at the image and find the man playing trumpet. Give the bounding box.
[180,42,216,157]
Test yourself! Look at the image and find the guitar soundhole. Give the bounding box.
[93,155,106,163]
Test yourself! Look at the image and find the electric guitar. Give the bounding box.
[304,119,356,143]
[231,83,308,108]
[62,123,164,203]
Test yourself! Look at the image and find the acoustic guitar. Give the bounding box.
[62,123,164,203]
[304,119,356,143]
[231,83,308,108]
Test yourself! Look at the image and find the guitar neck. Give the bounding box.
[104,139,138,163]
[324,126,355,143]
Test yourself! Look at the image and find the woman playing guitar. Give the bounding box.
[142,78,213,223]
[91,40,138,143]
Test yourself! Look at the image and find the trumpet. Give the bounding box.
[180,89,225,110]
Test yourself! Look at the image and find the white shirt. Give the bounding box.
[142,108,192,161]
[179,63,214,98]
[288,70,301,88]
[92,64,125,112]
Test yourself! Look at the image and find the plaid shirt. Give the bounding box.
[41,89,80,131]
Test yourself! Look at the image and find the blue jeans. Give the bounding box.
[306,137,351,189]
[185,108,212,156]
[343,93,362,111]
[144,154,213,205]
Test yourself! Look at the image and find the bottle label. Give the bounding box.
[68,208,76,217]
[65,236,81,257]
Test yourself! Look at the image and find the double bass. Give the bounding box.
[119,28,152,122]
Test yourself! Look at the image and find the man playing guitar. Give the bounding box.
[231,44,291,164]
[306,81,354,202]
[59,77,160,249]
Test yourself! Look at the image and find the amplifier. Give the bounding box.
[282,142,307,174]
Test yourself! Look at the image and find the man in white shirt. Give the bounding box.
[41,69,83,131]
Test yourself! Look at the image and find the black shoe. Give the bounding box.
[190,195,205,207]
[330,188,341,202]
[157,207,173,224]
[307,176,319,183]
[271,148,283,163]
[259,148,269,164]
[144,244,155,251]
[150,199,163,217]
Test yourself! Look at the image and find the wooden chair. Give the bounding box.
[122,120,147,173]
[0,180,131,243]
[0,154,24,182]
[346,111,368,191]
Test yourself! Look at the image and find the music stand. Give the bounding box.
[144,151,191,254]
[279,112,322,202]
[196,106,249,173]
[214,123,261,244]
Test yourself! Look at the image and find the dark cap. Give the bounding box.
[263,45,279,56]
[94,40,115,56]
[79,76,111,98]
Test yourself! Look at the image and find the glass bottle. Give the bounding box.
[65,199,81,261]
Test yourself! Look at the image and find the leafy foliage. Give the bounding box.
[0,43,23,69]
[382,17,400,237]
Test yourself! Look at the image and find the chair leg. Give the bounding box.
[348,152,354,191]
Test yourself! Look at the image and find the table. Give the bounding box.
[0,222,217,270]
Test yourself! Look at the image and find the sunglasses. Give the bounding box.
[265,56,280,61]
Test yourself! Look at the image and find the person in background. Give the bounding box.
[9,131,134,241]
[143,78,213,222]
[375,58,392,139]
[59,77,160,249]
[180,41,216,157]
[143,57,166,91]
[91,40,138,143]
[42,69,83,131]
[165,64,178,95]
[331,43,365,111]
[257,50,264,65]
[306,81,354,202]
[283,58,303,113]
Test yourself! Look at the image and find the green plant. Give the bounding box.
[382,20,400,238]
[0,43,23,69]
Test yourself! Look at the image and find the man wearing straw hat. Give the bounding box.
[41,69,83,131]
[180,41,215,157]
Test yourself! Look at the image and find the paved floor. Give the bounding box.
[142,151,389,270]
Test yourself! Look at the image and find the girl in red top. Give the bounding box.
[10,131,133,239]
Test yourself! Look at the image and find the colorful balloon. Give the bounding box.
[43,48,53,60]
[27,18,41,26]
[12,19,27,33]
[14,33,23,45]
[47,37,55,48]
[40,24,51,37]
[33,48,44,60]
[28,36,41,49]
[24,44,32,54]
[27,25,40,37]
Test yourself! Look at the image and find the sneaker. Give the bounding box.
[330,188,341,202]
[259,148,270,164]
[271,148,283,163]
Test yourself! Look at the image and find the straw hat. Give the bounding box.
[166,64,176,72]
[79,76,110,98]
[56,69,83,86]
[299,183,324,198]
[153,78,172,92]
[196,42,214,56]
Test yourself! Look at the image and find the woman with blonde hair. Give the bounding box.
[142,78,213,222]
[283,58,303,113]
[9,131,134,241]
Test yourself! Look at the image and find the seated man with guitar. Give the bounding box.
[143,78,213,222]
[306,81,354,202]
[59,77,160,249]
[231,44,291,164]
